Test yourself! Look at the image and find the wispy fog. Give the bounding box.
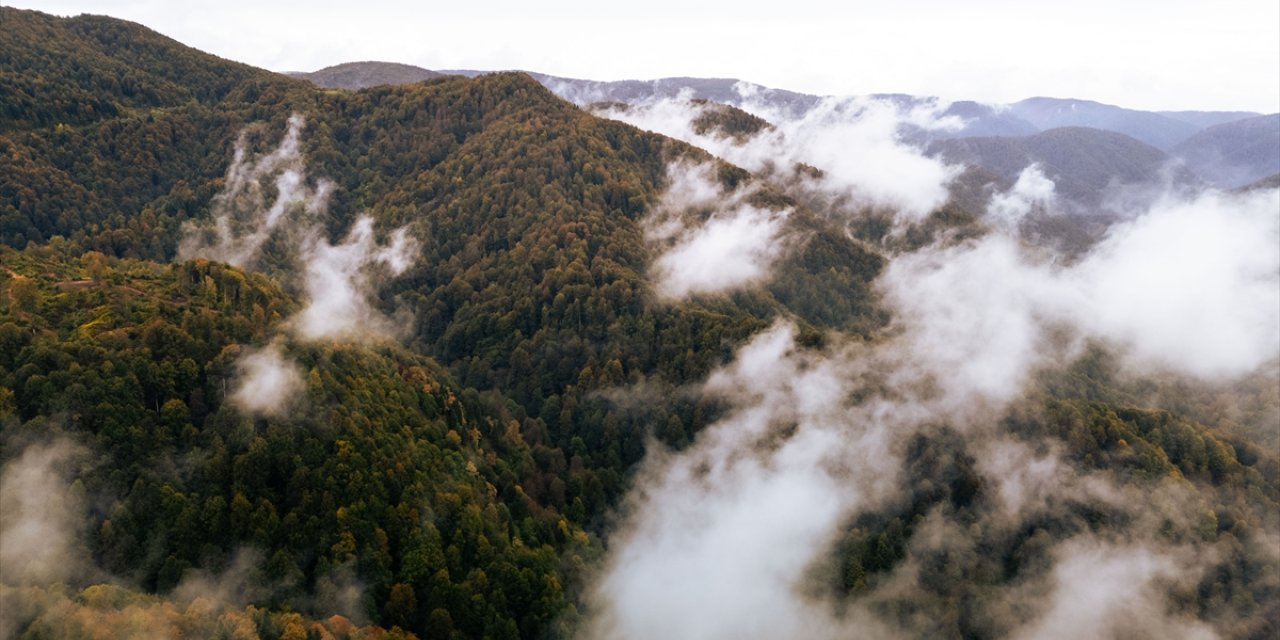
[181,114,421,413]
[580,86,1279,638]
[593,87,961,224]
[646,162,793,300]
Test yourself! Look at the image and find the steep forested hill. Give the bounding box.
[0,9,884,639]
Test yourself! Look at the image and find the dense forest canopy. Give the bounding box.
[1,7,1277,640]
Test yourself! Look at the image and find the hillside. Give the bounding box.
[2,244,589,637]
[290,61,448,89]
[1171,113,1280,188]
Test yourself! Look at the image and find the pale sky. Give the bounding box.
[6,0,1279,112]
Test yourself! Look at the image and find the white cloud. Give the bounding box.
[581,324,905,640]
[644,162,792,300]
[988,164,1057,228]
[231,342,304,416]
[180,114,333,268]
[1011,539,1218,640]
[1072,188,1280,378]
[0,438,91,589]
[599,94,960,224]
[181,114,423,413]
[293,216,419,340]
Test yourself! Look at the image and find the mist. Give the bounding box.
[646,162,793,300]
[231,342,305,416]
[178,113,333,269]
[988,164,1056,229]
[592,88,961,224]
[181,114,421,413]
[0,438,92,590]
[1009,538,1219,640]
[293,216,418,340]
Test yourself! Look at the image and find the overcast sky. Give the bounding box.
[7,0,1279,112]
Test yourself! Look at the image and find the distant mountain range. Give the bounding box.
[289,61,1277,193]
[930,127,1202,211]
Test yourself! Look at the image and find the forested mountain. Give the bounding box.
[2,8,1277,640]
[1,8,883,638]
[1171,113,1280,188]
[289,62,448,90]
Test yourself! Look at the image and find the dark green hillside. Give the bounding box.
[1,244,594,639]
[5,8,1274,640]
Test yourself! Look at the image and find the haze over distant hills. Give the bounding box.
[929,127,1203,211]
[1171,113,1280,188]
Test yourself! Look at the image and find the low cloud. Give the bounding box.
[646,162,792,300]
[231,342,305,416]
[580,324,905,640]
[1010,539,1218,640]
[883,186,1279,393]
[293,216,418,340]
[584,105,1279,635]
[1072,188,1280,378]
[181,114,421,413]
[0,438,93,590]
[179,113,333,269]
[987,163,1057,229]
[594,91,961,224]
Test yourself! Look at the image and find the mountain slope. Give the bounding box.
[0,244,587,638]
[1171,113,1280,188]
[290,61,447,89]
